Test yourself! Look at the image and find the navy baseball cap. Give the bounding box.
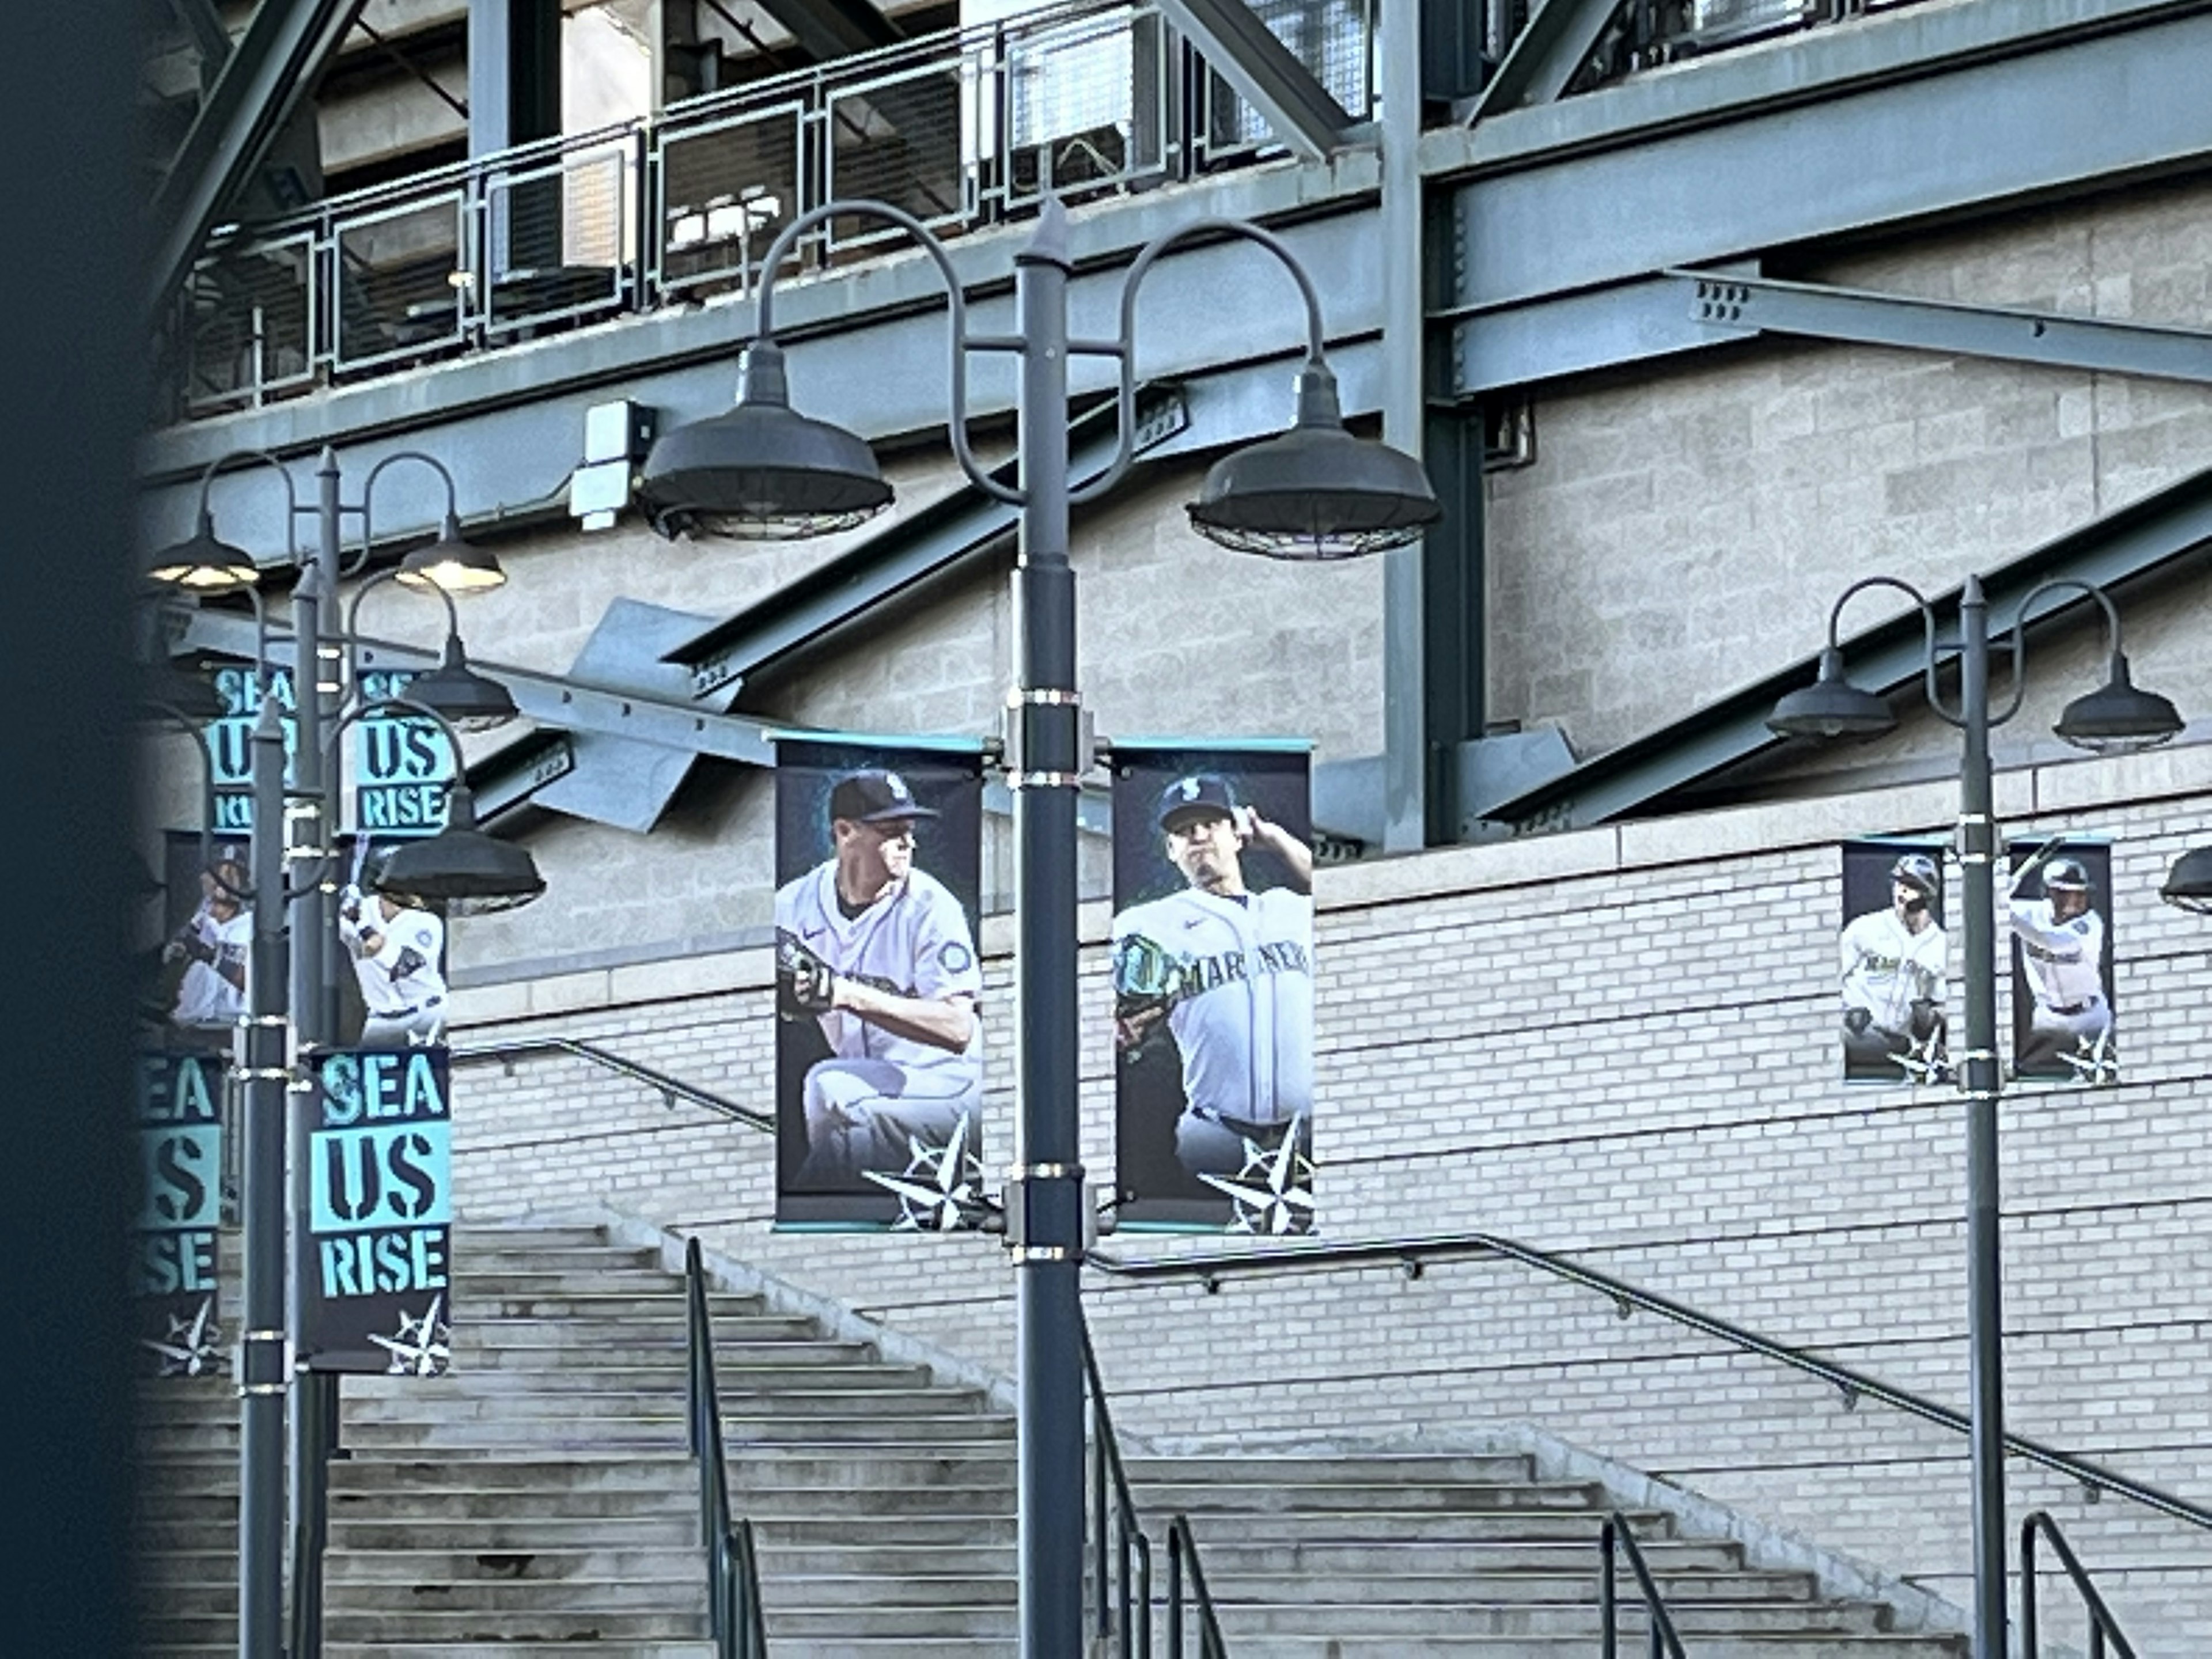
[828,768,938,824]
[1156,772,1240,831]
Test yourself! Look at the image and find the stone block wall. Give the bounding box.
[445,741,2212,1645]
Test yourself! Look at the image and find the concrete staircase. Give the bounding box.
[134,1223,1966,1657]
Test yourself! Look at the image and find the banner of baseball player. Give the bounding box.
[771,734,988,1230]
[150,831,253,1049]
[2009,838,2118,1085]
[295,1046,453,1374]
[336,831,453,1048]
[1111,743,1315,1234]
[134,1050,226,1377]
[1837,839,1952,1086]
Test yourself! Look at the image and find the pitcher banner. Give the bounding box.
[1110,743,1315,1234]
[135,1050,226,1377]
[1836,838,1952,1086]
[2009,837,2118,1085]
[295,1046,452,1374]
[771,734,987,1231]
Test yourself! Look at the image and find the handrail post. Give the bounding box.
[2021,1516,2040,1657]
[1600,1518,1618,1659]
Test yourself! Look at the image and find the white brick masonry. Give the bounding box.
[445,740,2212,1650]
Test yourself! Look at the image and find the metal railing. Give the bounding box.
[166,0,1374,421]
[450,1036,774,1132]
[686,1236,771,1658]
[2020,1511,2137,1658]
[1081,1313,1156,1657]
[1165,1513,1232,1657]
[1087,1230,2212,1535]
[1573,0,1934,92]
[1601,1511,1688,1659]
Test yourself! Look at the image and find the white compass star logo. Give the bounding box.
[1199,1118,1315,1236]
[368,1294,451,1375]
[864,1113,984,1231]
[143,1297,224,1377]
[2062,1030,2120,1086]
[1896,1031,1952,1087]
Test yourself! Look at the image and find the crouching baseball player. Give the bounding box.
[775,770,983,1184]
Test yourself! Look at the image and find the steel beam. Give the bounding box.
[1450,263,1758,396]
[1153,0,1355,159]
[748,0,902,62]
[1459,0,1624,120]
[1441,0,2212,314]
[1477,461,2212,835]
[1677,270,2212,385]
[147,0,366,320]
[669,391,1187,690]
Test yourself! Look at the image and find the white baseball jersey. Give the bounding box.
[172,908,251,1029]
[343,904,447,1017]
[2009,899,2106,1012]
[1839,908,1947,1035]
[1112,886,1312,1126]
[775,862,983,1078]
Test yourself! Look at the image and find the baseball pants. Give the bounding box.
[800,1058,980,1183]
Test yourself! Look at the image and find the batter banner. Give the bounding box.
[353,669,456,839]
[294,1046,453,1374]
[135,1050,226,1377]
[1110,743,1315,1234]
[149,831,253,1052]
[334,828,452,1051]
[2008,837,2118,1085]
[772,734,988,1231]
[1838,839,1953,1086]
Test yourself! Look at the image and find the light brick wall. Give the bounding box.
[445,743,2212,1644]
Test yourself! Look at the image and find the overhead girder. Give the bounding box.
[1152,0,1357,159]
[745,0,903,63]
[1475,463,2212,837]
[1457,0,1624,122]
[1436,0,2212,321]
[148,0,368,321]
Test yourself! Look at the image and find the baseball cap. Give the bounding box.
[828,769,938,824]
[1156,772,1240,831]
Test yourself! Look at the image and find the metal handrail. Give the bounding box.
[686,1236,770,1656]
[1601,1511,1688,1659]
[1166,1514,1230,1658]
[2021,1511,2137,1658]
[1080,1313,1155,1657]
[1087,1230,2212,1533]
[452,1036,774,1132]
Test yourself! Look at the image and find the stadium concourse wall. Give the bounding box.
[446,739,2212,1645]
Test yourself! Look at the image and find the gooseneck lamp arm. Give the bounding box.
[751,200,1014,505]
[354,449,465,570]
[191,446,304,559]
[1994,577,2126,726]
[1080,218,1332,507]
[344,563,464,666]
[1820,574,1949,714]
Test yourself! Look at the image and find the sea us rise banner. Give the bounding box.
[135,1050,226,1377]
[296,1046,452,1374]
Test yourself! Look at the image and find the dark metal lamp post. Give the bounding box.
[1768,573,2183,1659]
[143,446,531,1659]
[637,196,1436,1658]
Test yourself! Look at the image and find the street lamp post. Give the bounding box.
[1769,573,2183,1659]
[635,197,1437,1654]
[147,450,531,1659]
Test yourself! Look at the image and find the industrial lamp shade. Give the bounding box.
[406,635,518,732]
[397,516,506,593]
[1766,647,1898,740]
[1186,365,1440,559]
[374,785,544,915]
[147,510,260,592]
[637,340,892,541]
[2161,843,2212,915]
[2052,652,2184,753]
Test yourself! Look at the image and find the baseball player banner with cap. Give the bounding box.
[1110,743,1316,1233]
[1837,839,1952,1086]
[335,830,452,1050]
[772,735,988,1230]
[352,669,456,839]
[151,830,253,1052]
[134,1049,226,1377]
[2008,837,2118,1085]
[294,1045,453,1374]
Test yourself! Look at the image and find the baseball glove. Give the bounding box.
[776,929,838,1019]
[1111,933,1185,1020]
